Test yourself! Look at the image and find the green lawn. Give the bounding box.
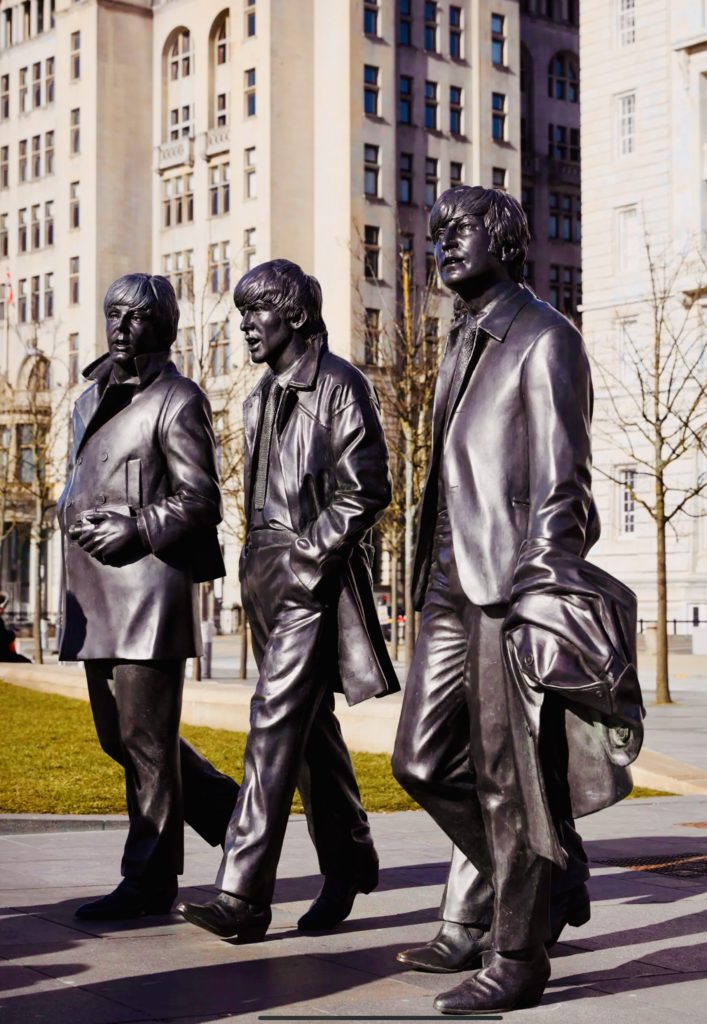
[0,680,673,815]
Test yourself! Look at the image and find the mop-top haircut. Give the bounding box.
[233,259,326,339]
[103,274,180,347]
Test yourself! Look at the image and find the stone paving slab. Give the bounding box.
[2,799,707,1022]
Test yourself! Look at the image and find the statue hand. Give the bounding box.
[71,510,142,564]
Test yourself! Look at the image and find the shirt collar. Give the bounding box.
[82,350,172,388]
[451,282,534,343]
[255,333,328,395]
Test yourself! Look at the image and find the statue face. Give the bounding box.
[105,302,161,366]
[239,305,295,365]
[433,209,502,293]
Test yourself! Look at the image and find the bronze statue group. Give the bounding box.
[57,186,644,1015]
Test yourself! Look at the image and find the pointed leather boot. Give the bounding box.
[176,892,271,942]
[75,877,178,921]
[297,860,379,931]
[396,921,492,973]
[547,882,591,948]
[433,946,551,1014]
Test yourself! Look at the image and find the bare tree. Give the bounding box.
[593,237,707,704]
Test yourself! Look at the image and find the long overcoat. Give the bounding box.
[242,334,399,705]
[57,352,225,661]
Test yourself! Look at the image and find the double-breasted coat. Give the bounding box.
[241,333,399,704]
[57,351,225,662]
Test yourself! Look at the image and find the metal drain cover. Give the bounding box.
[592,854,707,878]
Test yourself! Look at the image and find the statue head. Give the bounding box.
[233,259,325,368]
[429,186,530,298]
[103,274,180,368]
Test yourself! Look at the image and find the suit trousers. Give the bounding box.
[217,530,375,905]
[392,512,551,951]
[85,660,239,882]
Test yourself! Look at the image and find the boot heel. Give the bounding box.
[234,922,269,944]
[517,981,548,1009]
[567,902,591,928]
[358,865,379,895]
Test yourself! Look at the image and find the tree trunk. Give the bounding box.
[31,516,43,664]
[404,441,415,665]
[654,512,671,703]
[389,547,399,662]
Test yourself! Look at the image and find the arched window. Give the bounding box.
[548,52,579,102]
[216,12,230,64]
[169,30,192,80]
[209,12,231,131]
[28,356,50,391]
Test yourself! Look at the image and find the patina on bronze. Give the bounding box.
[177,259,398,941]
[57,274,238,920]
[391,187,643,1014]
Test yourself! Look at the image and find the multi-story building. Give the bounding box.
[581,0,707,631]
[0,0,582,627]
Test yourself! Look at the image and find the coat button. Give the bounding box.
[97,494,106,504]
[523,654,534,666]
[100,452,108,462]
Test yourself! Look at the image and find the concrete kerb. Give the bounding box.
[2,662,707,796]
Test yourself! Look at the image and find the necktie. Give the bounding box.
[253,380,283,511]
[444,320,480,433]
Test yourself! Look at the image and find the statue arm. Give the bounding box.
[137,390,223,553]
[288,387,392,592]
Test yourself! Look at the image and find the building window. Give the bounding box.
[70,108,80,154]
[617,316,638,381]
[32,62,41,108]
[217,14,230,62]
[3,9,12,49]
[31,204,40,249]
[364,0,379,36]
[617,92,636,156]
[492,93,506,141]
[399,0,412,46]
[548,123,580,162]
[492,167,506,190]
[244,147,257,198]
[209,241,231,294]
[1,75,9,119]
[216,92,229,127]
[44,131,54,174]
[30,275,40,322]
[209,163,230,216]
[549,263,581,317]
[426,237,438,284]
[169,30,191,80]
[174,327,195,377]
[399,75,412,124]
[210,321,232,377]
[424,1,438,52]
[19,67,28,113]
[364,225,380,279]
[245,0,256,38]
[244,228,257,270]
[548,191,581,241]
[0,146,7,189]
[425,81,438,130]
[450,160,463,187]
[450,6,463,58]
[244,68,256,116]
[17,425,34,481]
[169,105,192,140]
[522,186,534,231]
[399,152,413,204]
[31,135,41,179]
[163,250,194,299]
[45,57,54,104]
[18,279,27,323]
[364,143,380,197]
[364,308,381,365]
[617,205,639,271]
[491,13,505,66]
[0,213,6,257]
[617,0,636,47]
[449,85,463,135]
[71,31,81,80]
[44,200,53,245]
[70,181,80,228]
[425,157,438,207]
[619,467,636,534]
[44,272,54,318]
[18,208,27,253]
[68,333,80,385]
[162,172,195,227]
[364,65,379,116]
[69,257,79,304]
[19,139,28,182]
[548,53,579,102]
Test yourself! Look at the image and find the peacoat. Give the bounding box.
[242,333,399,705]
[57,351,225,661]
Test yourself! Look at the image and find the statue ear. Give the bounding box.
[290,309,307,331]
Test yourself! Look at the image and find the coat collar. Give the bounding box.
[82,350,173,389]
[248,333,328,400]
[451,282,535,343]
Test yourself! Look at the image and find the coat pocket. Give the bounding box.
[126,458,142,512]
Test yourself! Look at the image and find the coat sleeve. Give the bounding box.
[136,389,223,553]
[519,323,594,559]
[289,383,392,591]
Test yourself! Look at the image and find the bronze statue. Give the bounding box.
[391,187,643,1013]
[177,259,398,941]
[57,274,238,920]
